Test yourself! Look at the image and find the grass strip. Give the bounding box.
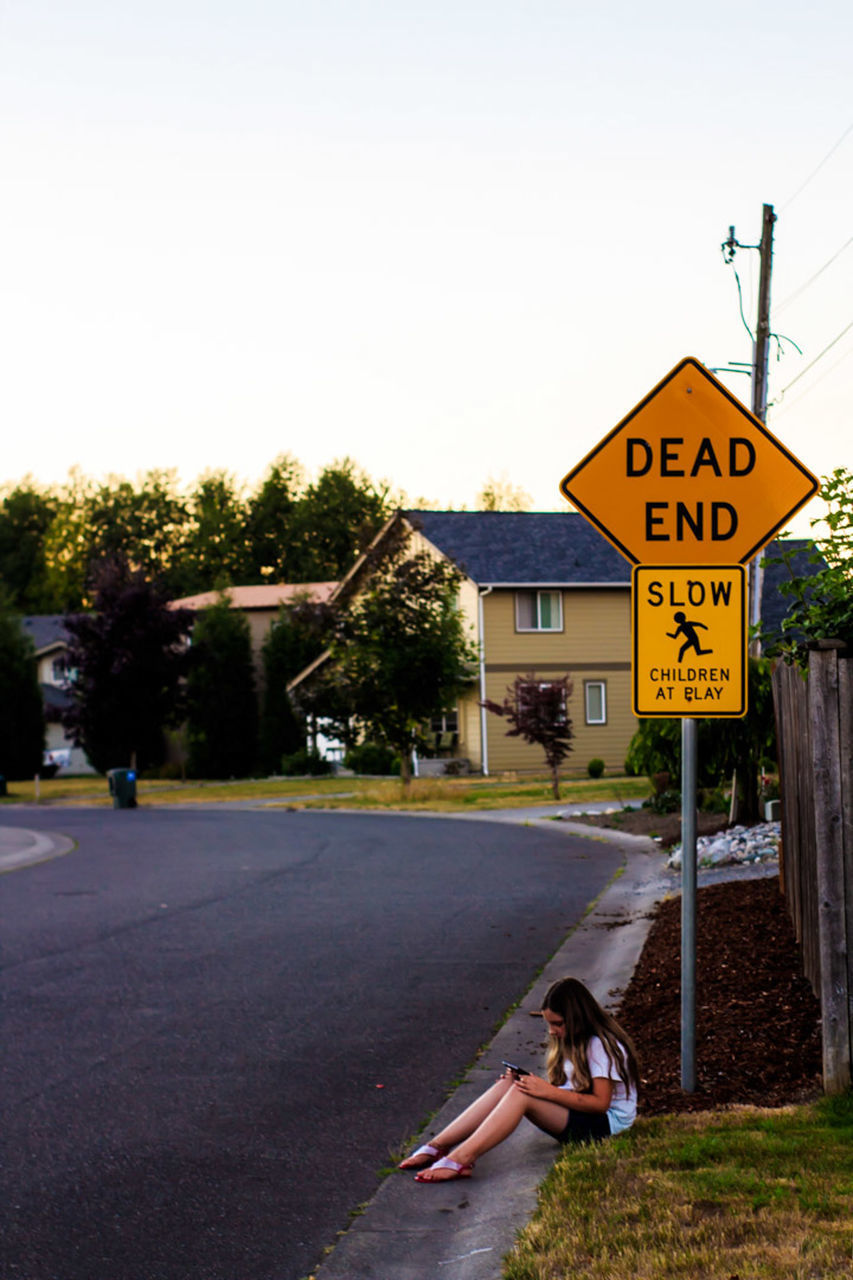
[1,774,650,810]
[504,1094,853,1280]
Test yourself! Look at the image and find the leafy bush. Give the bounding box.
[760,466,853,661]
[587,757,605,778]
[280,748,333,777]
[643,788,681,814]
[699,785,729,813]
[344,741,396,775]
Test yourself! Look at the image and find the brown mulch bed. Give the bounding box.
[571,806,731,847]
[616,876,823,1115]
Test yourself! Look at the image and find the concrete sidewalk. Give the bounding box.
[0,824,74,872]
[313,819,668,1280]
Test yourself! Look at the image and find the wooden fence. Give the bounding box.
[772,641,852,1092]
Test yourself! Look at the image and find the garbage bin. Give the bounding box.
[107,768,137,809]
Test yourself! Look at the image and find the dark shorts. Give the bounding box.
[557,1108,611,1144]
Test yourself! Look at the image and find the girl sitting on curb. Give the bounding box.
[400,976,639,1182]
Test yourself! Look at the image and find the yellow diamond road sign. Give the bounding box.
[560,357,818,565]
[632,566,747,718]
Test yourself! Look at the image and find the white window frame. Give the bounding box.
[584,680,607,725]
[515,590,563,633]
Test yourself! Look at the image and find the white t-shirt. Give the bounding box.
[559,1035,637,1134]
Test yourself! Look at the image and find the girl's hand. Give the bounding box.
[512,1072,550,1099]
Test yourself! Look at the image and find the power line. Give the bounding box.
[772,343,853,417]
[771,317,853,403]
[776,233,853,313]
[781,121,853,211]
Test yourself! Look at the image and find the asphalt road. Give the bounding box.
[1,807,621,1280]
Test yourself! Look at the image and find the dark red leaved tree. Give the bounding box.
[482,674,574,799]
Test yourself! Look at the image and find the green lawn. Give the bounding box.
[504,1094,853,1280]
[1,772,650,811]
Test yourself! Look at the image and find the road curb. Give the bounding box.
[312,827,668,1280]
[0,827,75,873]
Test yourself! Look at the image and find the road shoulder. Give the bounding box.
[312,820,666,1280]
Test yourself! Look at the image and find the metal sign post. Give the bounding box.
[681,717,697,1092]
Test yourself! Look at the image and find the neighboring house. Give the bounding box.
[291,509,816,777]
[399,510,634,774]
[19,615,96,774]
[169,583,337,695]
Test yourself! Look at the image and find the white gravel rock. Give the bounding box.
[667,820,781,870]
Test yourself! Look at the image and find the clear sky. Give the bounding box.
[1,1,850,532]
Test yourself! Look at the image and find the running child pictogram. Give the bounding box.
[666,611,713,662]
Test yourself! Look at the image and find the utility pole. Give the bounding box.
[722,203,776,652]
[749,203,776,650]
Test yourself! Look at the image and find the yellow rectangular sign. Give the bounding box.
[632,565,747,718]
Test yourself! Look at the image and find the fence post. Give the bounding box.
[838,654,853,1077]
[809,642,851,1092]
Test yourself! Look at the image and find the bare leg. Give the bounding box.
[429,1077,514,1148]
[416,1084,569,1181]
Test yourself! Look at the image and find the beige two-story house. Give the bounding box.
[302,510,637,775]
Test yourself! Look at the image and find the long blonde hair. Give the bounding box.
[542,977,639,1094]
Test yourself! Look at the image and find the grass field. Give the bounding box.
[504,1094,853,1280]
[0,772,650,811]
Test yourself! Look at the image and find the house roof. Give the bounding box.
[40,682,72,716]
[20,615,70,654]
[169,582,338,612]
[404,511,633,585]
[759,538,819,643]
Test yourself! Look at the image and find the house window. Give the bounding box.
[428,709,458,754]
[429,711,458,734]
[518,681,569,724]
[584,681,607,725]
[515,590,563,632]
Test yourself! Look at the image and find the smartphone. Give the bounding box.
[501,1060,529,1077]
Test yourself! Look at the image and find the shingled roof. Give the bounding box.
[20,615,70,653]
[404,511,630,585]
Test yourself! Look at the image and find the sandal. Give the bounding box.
[398,1142,450,1170]
[414,1155,475,1182]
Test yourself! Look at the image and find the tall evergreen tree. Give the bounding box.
[0,483,57,612]
[0,597,45,779]
[259,597,329,772]
[245,454,304,585]
[185,597,258,778]
[289,458,390,579]
[62,559,192,774]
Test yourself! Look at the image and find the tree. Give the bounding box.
[320,532,478,783]
[245,454,304,585]
[258,596,328,773]
[0,596,45,779]
[760,466,853,661]
[62,559,192,774]
[0,481,57,612]
[42,469,190,611]
[289,458,391,580]
[175,471,252,595]
[477,475,532,511]
[185,597,259,778]
[482,674,574,799]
